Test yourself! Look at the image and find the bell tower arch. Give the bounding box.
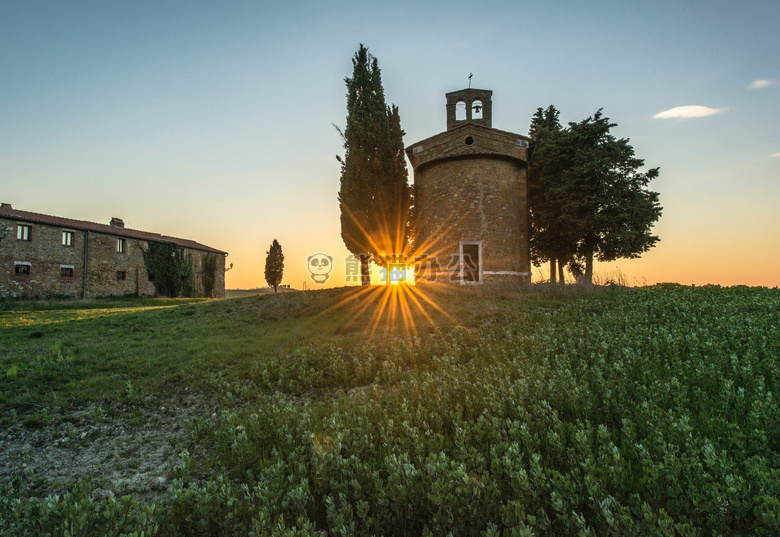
[446,88,493,130]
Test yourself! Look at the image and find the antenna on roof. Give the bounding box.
[468,73,473,88]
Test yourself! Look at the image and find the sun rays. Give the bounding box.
[329,180,479,339]
[321,201,466,338]
[320,282,462,341]
[320,209,465,340]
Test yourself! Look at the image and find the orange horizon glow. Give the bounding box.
[224,175,780,291]
[225,250,780,292]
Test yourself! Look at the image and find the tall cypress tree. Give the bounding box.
[384,104,411,262]
[337,44,410,284]
[264,239,284,293]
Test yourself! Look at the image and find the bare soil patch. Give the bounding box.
[0,392,215,501]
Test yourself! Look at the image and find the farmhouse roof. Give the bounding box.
[0,204,226,255]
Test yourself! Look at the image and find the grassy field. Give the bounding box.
[0,283,778,535]
[225,288,296,298]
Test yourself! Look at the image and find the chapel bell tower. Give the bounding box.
[446,88,493,130]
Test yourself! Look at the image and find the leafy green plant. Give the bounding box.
[90,405,105,424]
[202,254,218,298]
[5,364,19,378]
[143,242,198,298]
[0,482,159,536]
[23,407,52,428]
[1,285,778,535]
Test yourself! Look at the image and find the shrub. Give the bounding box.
[143,242,198,298]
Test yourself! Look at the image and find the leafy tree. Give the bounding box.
[264,239,284,293]
[529,108,662,285]
[564,110,662,284]
[528,105,576,283]
[337,44,411,284]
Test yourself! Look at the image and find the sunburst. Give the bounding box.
[323,203,472,339]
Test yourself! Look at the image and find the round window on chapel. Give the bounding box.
[465,136,474,146]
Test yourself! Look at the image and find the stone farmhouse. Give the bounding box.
[0,204,227,299]
[406,88,531,284]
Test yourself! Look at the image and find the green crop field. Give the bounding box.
[0,284,778,536]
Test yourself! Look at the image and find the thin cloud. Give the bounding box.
[654,105,723,119]
[772,152,780,158]
[748,79,773,89]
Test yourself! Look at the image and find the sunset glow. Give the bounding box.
[2,2,779,290]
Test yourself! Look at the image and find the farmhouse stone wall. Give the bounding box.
[0,213,226,300]
[1,219,85,299]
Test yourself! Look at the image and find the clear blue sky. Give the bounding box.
[2,0,778,288]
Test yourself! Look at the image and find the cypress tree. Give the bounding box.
[337,44,410,284]
[264,239,284,293]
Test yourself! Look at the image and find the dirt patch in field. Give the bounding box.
[0,392,217,501]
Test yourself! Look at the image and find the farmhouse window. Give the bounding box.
[17,225,31,241]
[117,270,127,281]
[62,231,74,246]
[117,238,126,253]
[13,263,31,278]
[60,266,75,279]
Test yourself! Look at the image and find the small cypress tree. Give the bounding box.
[264,239,284,293]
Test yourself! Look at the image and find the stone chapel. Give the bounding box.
[406,88,532,284]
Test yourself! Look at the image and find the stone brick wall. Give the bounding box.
[407,114,532,284]
[407,123,529,171]
[414,157,530,282]
[84,231,152,298]
[0,217,226,300]
[1,219,87,299]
